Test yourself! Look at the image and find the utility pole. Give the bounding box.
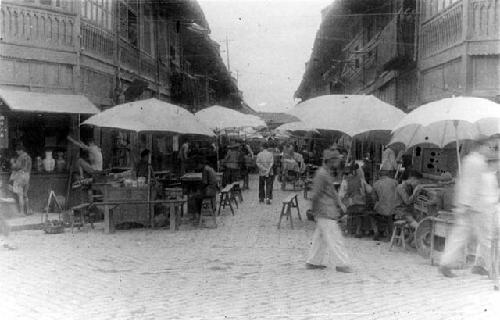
[225,35,230,72]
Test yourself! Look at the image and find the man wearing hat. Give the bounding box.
[306,148,353,273]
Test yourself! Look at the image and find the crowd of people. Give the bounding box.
[305,139,499,280]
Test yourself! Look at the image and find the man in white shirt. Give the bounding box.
[256,142,274,204]
[439,140,499,278]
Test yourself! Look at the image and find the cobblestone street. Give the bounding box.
[1,175,499,320]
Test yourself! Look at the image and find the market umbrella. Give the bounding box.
[390,96,500,174]
[82,98,214,225]
[288,95,405,160]
[288,95,405,136]
[195,105,265,170]
[275,121,320,134]
[83,98,214,136]
[195,105,266,131]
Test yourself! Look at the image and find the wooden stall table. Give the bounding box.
[428,212,459,266]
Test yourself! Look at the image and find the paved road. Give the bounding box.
[1,175,499,320]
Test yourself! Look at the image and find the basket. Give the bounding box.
[43,220,65,234]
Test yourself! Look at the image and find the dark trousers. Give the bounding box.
[269,174,275,199]
[258,175,273,201]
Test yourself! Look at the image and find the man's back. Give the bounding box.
[373,176,398,216]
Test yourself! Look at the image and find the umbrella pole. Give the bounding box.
[453,120,461,176]
[216,131,220,172]
[147,133,152,227]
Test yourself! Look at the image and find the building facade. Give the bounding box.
[296,0,500,109]
[0,0,241,210]
[295,0,418,111]
[418,0,500,103]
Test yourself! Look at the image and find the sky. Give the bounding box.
[198,0,332,112]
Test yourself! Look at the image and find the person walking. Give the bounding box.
[306,148,353,273]
[439,140,499,278]
[255,143,274,204]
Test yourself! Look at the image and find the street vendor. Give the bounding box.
[193,157,219,221]
[9,144,32,216]
[222,143,241,185]
[380,145,399,177]
[394,170,424,229]
[67,136,103,178]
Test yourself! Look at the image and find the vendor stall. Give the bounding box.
[0,88,100,212]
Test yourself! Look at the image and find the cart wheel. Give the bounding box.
[415,218,433,258]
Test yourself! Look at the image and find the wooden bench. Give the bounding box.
[277,194,302,229]
[218,184,235,216]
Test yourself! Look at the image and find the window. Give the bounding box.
[81,0,112,30]
[142,4,155,56]
[119,1,138,47]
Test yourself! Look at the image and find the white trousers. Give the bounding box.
[307,218,351,267]
[440,210,496,270]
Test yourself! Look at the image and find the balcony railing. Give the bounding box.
[140,53,156,80]
[420,2,463,58]
[119,39,139,73]
[80,21,114,61]
[1,2,75,50]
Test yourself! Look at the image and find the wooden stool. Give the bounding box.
[278,194,302,229]
[164,188,185,223]
[232,183,243,203]
[218,184,235,216]
[199,196,217,227]
[303,179,313,199]
[389,220,411,251]
[70,203,92,233]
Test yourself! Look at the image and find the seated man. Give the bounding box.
[394,170,424,229]
[370,170,399,240]
[67,136,103,178]
[193,158,219,221]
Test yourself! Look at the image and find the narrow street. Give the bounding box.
[1,175,498,320]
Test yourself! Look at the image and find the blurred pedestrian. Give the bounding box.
[306,148,353,273]
[439,140,499,278]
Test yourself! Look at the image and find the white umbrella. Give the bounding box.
[275,121,320,134]
[288,95,405,136]
[82,98,214,136]
[195,105,266,131]
[82,98,214,224]
[390,97,500,174]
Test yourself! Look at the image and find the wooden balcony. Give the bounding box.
[420,2,463,58]
[1,2,75,51]
[375,12,415,69]
[80,21,114,61]
[119,39,139,73]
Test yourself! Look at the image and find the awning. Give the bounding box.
[0,88,100,114]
